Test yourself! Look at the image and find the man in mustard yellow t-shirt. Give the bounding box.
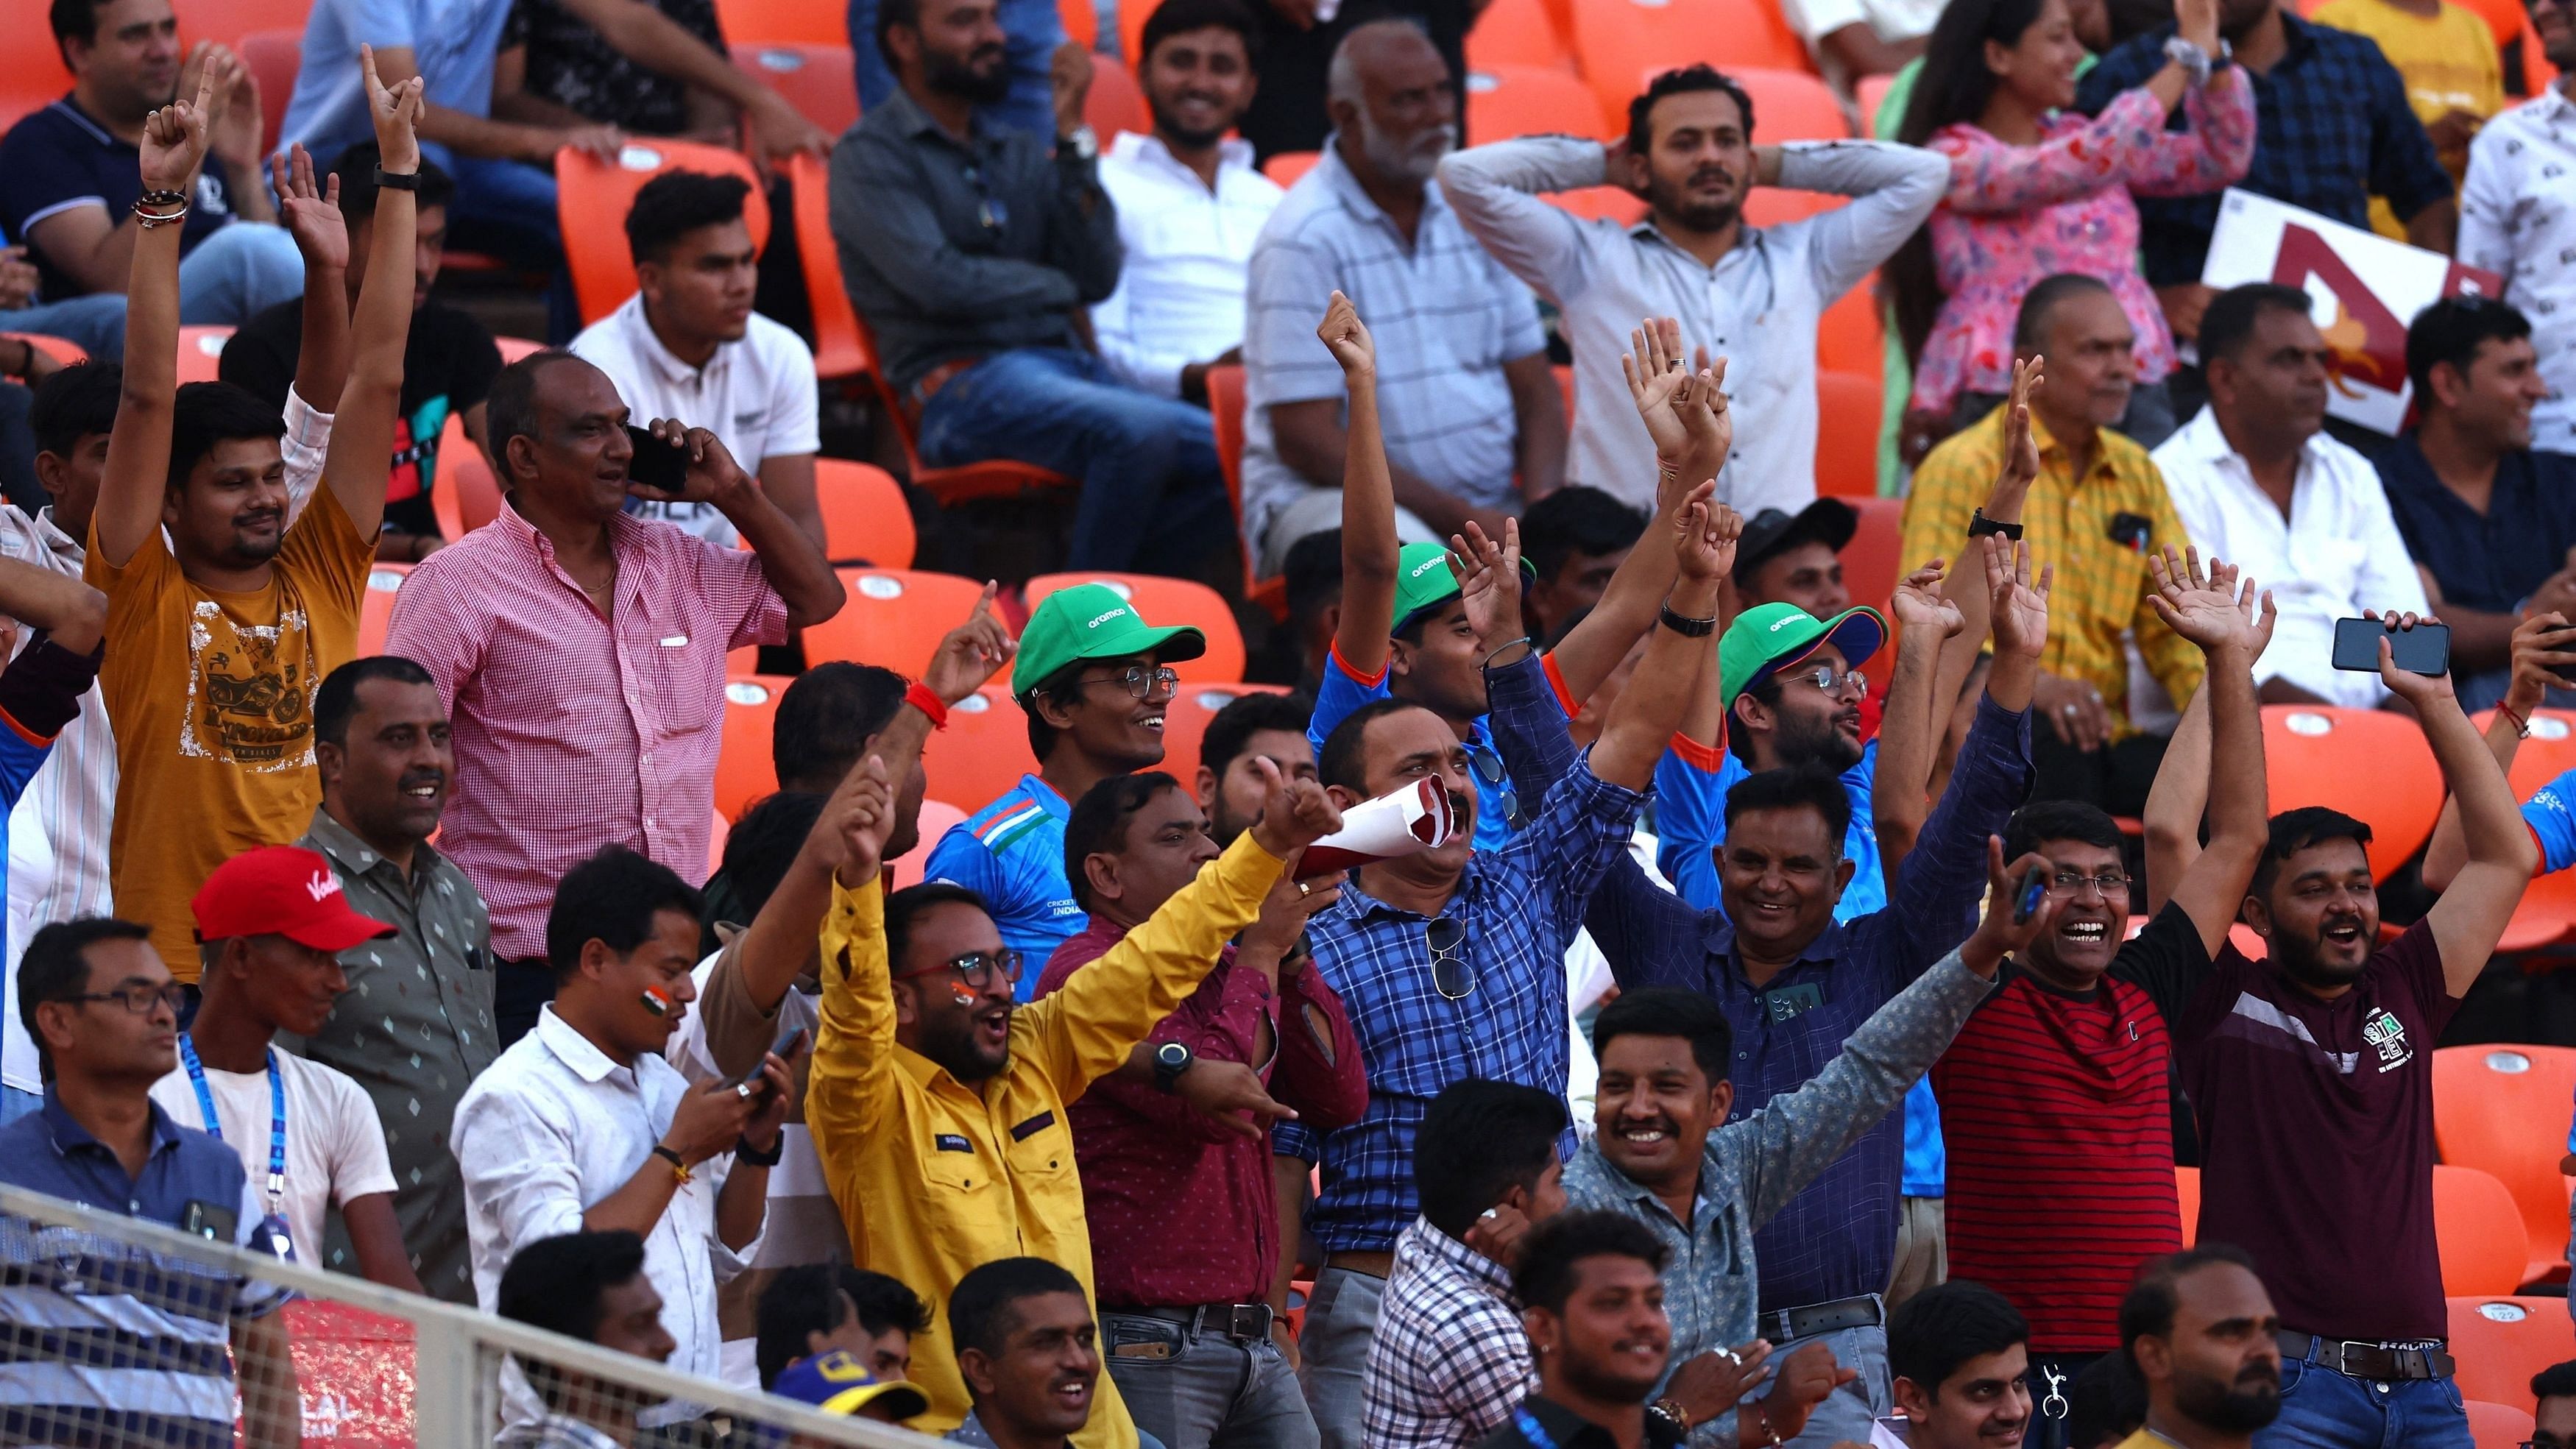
[2110,1245,2285,1449]
[86,54,422,978]
[2313,0,2503,237]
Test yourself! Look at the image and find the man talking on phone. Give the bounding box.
[385,350,843,1047]
[2155,608,2533,1449]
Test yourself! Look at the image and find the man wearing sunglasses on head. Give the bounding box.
[810,745,1348,1449]
[923,583,1207,996]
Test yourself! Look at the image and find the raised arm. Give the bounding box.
[2377,611,2540,994]
[2139,548,2274,954]
[1928,358,2040,732]
[315,47,426,542]
[91,69,216,569]
[2424,613,2576,890]
[1433,136,1604,305]
[1590,482,1735,790]
[646,422,845,628]
[1323,291,1399,679]
[0,554,107,657]
[1875,559,1967,876]
[272,146,352,417]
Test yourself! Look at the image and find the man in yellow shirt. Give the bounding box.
[2111,1245,2284,1449]
[807,748,1345,1449]
[2313,0,2502,238]
[1903,277,2202,815]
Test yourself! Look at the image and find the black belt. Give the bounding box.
[2279,1331,2455,1381]
[1757,1293,1883,1345]
[1119,1302,1275,1340]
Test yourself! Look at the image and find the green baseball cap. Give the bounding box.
[1391,540,1536,637]
[1719,601,1888,709]
[1011,582,1208,699]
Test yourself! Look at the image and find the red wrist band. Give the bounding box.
[905,680,950,730]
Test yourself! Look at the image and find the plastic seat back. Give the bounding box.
[237,27,299,158]
[2449,1297,2576,1411]
[1839,495,1904,615]
[714,675,793,822]
[1571,0,1814,124]
[732,43,860,138]
[2260,705,2442,880]
[1729,65,1852,141]
[801,568,991,674]
[713,0,845,44]
[1467,0,1578,71]
[1161,682,1291,784]
[2436,1164,2533,1297]
[358,563,408,656]
[556,141,771,324]
[1465,64,1613,141]
[891,798,973,889]
[2434,1045,2576,1285]
[180,325,233,383]
[920,685,1044,811]
[1084,59,1150,141]
[2175,1166,2199,1247]
[815,458,915,567]
[1816,372,1880,497]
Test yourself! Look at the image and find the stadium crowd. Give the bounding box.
[1,0,2575,1443]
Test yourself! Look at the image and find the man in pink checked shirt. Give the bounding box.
[384,350,843,1047]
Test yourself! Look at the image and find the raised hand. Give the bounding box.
[921,581,1019,705]
[1671,481,1740,584]
[1983,534,2052,662]
[139,65,218,195]
[1889,559,1965,640]
[1993,355,2045,511]
[1621,316,1693,461]
[199,43,263,171]
[2502,611,2576,718]
[2145,545,2269,655]
[1674,356,1733,481]
[270,145,347,274]
[1244,864,1342,966]
[1050,40,1094,140]
[1317,290,1374,380]
[1448,517,1525,648]
[645,418,757,506]
[1170,1059,1300,1141]
[1249,757,1344,857]
[2369,609,2455,706]
[827,754,899,888]
[360,44,425,174]
[1961,835,2064,977]
[740,1051,794,1152]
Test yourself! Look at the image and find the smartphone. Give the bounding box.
[180,1198,238,1244]
[725,1027,809,1091]
[624,424,690,496]
[2012,865,2050,926]
[2331,616,2451,676]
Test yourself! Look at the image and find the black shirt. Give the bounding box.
[0,96,255,300]
[500,0,727,136]
[2374,433,2576,616]
[217,297,505,539]
[1472,1397,1683,1449]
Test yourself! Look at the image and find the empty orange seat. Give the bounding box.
[2175,1166,2199,1247]
[2451,1297,2576,1412]
[921,686,1044,809]
[1025,574,1246,682]
[5,334,88,369]
[555,141,771,325]
[815,458,915,567]
[1059,0,1099,51]
[358,563,408,656]
[1159,681,1291,783]
[1465,64,1612,141]
[180,325,233,383]
[2434,1045,2576,1286]
[1729,65,1853,141]
[1840,495,1903,615]
[236,28,298,158]
[2435,1164,2532,1297]
[713,0,846,44]
[1263,152,1320,188]
[732,42,860,138]
[1570,0,1816,124]
[1468,0,1578,71]
[714,674,793,822]
[1817,277,1883,375]
[802,568,991,675]
[2467,1400,2537,1449]
[1816,372,1880,497]
[2260,705,2443,881]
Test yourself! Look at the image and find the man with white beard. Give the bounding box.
[1236,18,1568,577]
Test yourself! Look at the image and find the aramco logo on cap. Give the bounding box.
[1409,554,1447,580]
[1771,614,1800,631]
[306,870,343,904]
[1087,605,1132,630]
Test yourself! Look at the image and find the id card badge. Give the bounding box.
[1765,982,1825,1023]
[252,1211,297,1264]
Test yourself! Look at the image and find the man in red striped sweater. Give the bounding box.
[1932,548,2275,1449]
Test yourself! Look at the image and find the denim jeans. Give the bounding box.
[1296,1266,1384,1449]
[176,223,306,327]
[2256,1356,2471,1449]
[1774,1322,1892,1448]
[1102,1313,1319,1449]
[916,347,1235,575]
[847,0,1062,135]
[1,293,128,360]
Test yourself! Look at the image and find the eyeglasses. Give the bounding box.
[958,164,1011,234]
[2049,869,2132,898]
[1426,917,1473,1000]
[1468,743,1524,831]
[1078,665,1181,702]
[1781,665,1869,698]
[893,949,1024,990]
[66,984,189,1016]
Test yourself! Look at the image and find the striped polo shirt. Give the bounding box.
[921,774,1079,999]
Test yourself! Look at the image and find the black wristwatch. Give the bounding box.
[1152,1041,1195,1093]
[1967,508,2024,542]
[1658,602,1717,638]
[372,164,421,191]
[734,1133,785,1168]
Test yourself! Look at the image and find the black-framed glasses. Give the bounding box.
[2049,869,2131,898]
[1078,665,1181,702]
[894,949,1024,990]
[958,164,1011,234]
[67,984,188,1016]
[1427,917,1473,1000]
[1468,743,1524,830]
[1781,665,1869,698]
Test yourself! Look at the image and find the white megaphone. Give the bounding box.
[1295,777,1457,878]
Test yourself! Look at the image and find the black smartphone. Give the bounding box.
[2331,616,2451,676]
[726,1027,809,1091]
[180,1198,238,1244]
[624,424,690,497]
[2012,865,2050,925]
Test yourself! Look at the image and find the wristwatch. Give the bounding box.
[372,163,421,191]
[1968,508,2025,542]
[1058,124,1099,160]
[1152,1040,1195,1093]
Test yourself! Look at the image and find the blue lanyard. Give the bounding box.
[177,1035,286,1211]
[1513,1410,1563,1449]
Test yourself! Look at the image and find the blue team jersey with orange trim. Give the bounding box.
[1307,645,1515,851]
[2526,767,2576,877]
[921,773,1078,1000]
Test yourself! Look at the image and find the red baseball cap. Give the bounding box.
[192,846,398,952]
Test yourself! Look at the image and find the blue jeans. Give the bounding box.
[1101,1313,1317,1449]
[848,0,1063,136]
[2256,1356,2471,1449]
[1774,1321,1892,1448]
[442,150,578,341]
[0,293,127,360]
[177,223,305,327]
[917,347,1234,575]
[1297,1266,1382,1449]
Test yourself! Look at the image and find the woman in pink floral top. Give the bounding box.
[1889,0,2254,449]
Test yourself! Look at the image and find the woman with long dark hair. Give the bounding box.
[1889,0,2251,458]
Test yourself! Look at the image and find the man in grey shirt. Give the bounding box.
[828,0,1233,575]
[1437,64,1945,519]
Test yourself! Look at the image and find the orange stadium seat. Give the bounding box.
[1816,372,1880,497]
[2175,1166,2199,1247]
[556,141,771,324]
[1465,64,1612,142]
[714,675,793,822]
[1467,0,1578,72]
[815,458,915,567]
[714,0,846,45]
[732,43,861,138]
[2260,704,2442,881]
[178,325,233,383]
[1085,58,1150,141]
[921,685,1044,810]
[6,334,88,369]
[237,28,299,159]
[2473,708,2576,952]
[1840,495,1903,615]
[784,152,871,383]
[1570,0,1815,124]
[439,414,504,534]
[2469,1400,2538,1449]
[1729,66,1853,141]
[358,563,407,656]
[2437,1164,2533,1297]
[2451,1297,2576,1411]
[173,0,315,38]
[1025,573,1246,682]
[1161,682,1290,783]
[2434,1045,2576,1286]
[0,40,69,137]
[1060,0,1100,52]
[802,567,991,674]
[1817,282,1883,375]
[1205,364,1284,617]
[891,798,973,888]
[1263,152,1320,188]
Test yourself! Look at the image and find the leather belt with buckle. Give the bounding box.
[905,356,986,425]
[1758,1293,1885,1345]
[2279,1331,2455,1381]
[1128,1303,1275,1340]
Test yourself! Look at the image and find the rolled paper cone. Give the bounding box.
[1296,777,1456,878]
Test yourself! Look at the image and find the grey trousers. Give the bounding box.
[1296,1266,1386,1449]
[1102,1312,1320,1449]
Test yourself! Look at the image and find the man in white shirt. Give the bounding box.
[2459,20,2576,456]
[2151,283,2429,709]
[453,843,793,1431]
[568,171,827,551]
[1778,0,1937,89]
[1091,0,1284,405]
[1437,65,1945,517]
[150,845,420,1290]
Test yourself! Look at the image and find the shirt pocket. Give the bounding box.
[629,614,721,741]
[1001,1106,1076,1185]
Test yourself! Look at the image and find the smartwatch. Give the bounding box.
[1058,124,1099,160]
[1152,1040,1195,1093]
[1968,508,2025,542]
